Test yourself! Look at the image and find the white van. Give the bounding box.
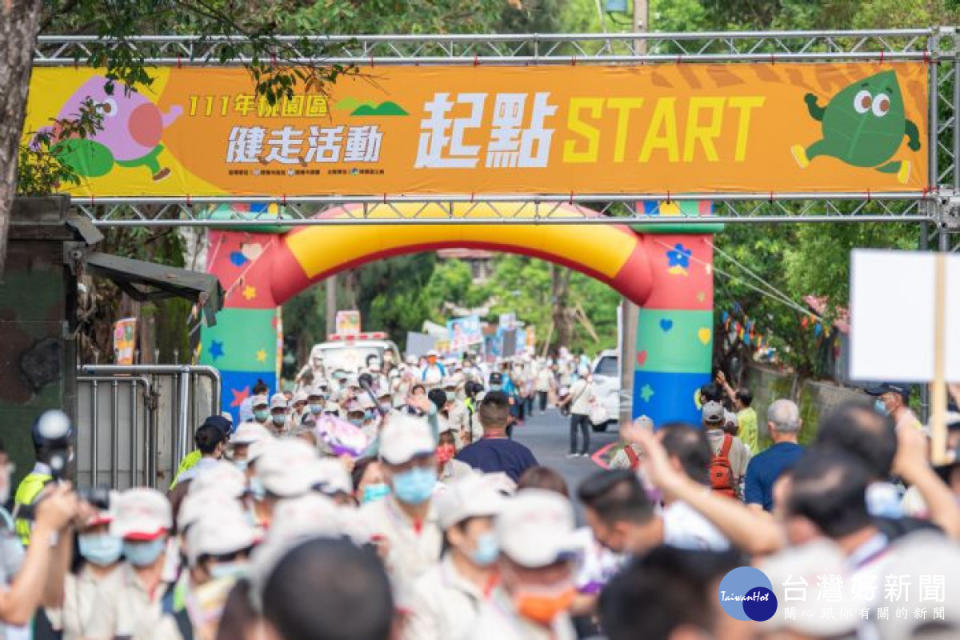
[310,333,402,373]
[590,348,620,432]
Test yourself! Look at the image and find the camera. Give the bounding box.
[14,485,110,522]
[465,381,484,397]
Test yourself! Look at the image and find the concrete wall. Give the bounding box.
[743,364,867,450]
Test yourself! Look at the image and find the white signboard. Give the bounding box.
[850,250,960,382]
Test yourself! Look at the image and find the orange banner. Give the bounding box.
[24,63,929,196]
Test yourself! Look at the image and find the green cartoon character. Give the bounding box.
[791,70,921,184]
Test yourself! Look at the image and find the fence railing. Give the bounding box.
[76,365,221,489]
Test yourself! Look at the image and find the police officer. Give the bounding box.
[14,410,73,546]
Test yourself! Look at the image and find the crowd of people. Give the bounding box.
[2,345,960,640]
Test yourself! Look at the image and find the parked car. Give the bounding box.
[590,349,620,432]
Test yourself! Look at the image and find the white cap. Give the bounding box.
[255,439,319,497]
[247,433,275,463]
[269,393,288,410]
[252,394,269,408]
[110,488,172,541]
[496,489,578,568]
[435,474,505,529]
[324,401,341,413]
[308,384,327,398]
[185,501,257,565]
[379,415,435,465]
[358,394,376,410]
[441,377,458,389]
[427,350,439,357]
[187,461,247,498]
[178,489,238,532]
[307,457,353,496]
[292,390,309,405]
[232,421,272,446]
[405,354,417,365]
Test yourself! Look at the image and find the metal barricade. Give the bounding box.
[76,365,221,488]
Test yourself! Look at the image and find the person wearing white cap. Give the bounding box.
[250,439,318,528]
[150,501,257,640]
[85,488,173,640]
[306,385,327,420]
[227,422,272,473]
[251,394,270,426]
[47,509,124,640]
[421,350,446,389]
[608,415,654,471]
[267,393,290,435]
[289,389,309,428]
[308,457,354,506]
[467,489,579,640]
[358,414,442,593]
[404,475,504,640]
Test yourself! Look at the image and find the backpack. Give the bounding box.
[709,434,737,498]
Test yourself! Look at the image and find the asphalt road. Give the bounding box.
[510,405,620,501]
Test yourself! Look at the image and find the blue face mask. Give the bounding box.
[362,483,391,504]
[209,560,249,581]
[489,384,502,392]
[122,538,166,567]
[470,531,499,567]
[78,533,123,567]
[349,417,364,427]
[310,403,323,415]
[272,414,287,426]
[392,467,437,505]
[249,476,266,500]
[874,398,890,416]
[254,409,269,422]
[233,459,249,472]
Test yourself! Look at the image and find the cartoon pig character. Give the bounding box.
[43,76,182,181]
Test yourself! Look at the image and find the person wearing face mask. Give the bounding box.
[46,510,124,640]
[250,439,319,530]
[267,393,290,436]
[376,389,396,418]
[85,488,173,640]
[150,502,256,640]
[352,458,390,505]
[226,422,272,474]
[436,427,473,484]
[358,415,442,594]
[865,382,922,431]
[288,390,309,428]
[405,474,504,640]
[248,394,270,428]
[421,350,447,389]
[558,367,595,459]
[306,385,327,421]
[468,489,580,640]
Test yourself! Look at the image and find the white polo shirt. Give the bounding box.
[404,554,495,640]
[466,587,577,640]
[358,495,443,595]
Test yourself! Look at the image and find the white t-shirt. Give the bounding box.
[662,499,731,551]
[569,379,593,416]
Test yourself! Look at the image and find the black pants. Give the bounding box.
[569,413,591,455]
[525,394,534,416]
[538,390,548,411]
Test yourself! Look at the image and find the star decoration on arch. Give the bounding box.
[209,340,225,360]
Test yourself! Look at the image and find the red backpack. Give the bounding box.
[709,434,737,498]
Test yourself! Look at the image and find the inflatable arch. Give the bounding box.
[200,202,715,427]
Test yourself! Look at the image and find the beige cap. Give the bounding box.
[269,393,289,411]
[292,389,309,405]
[185,501,257,565]
[188,460,247,498]
[178,489,238,532]
[110,488,173,541]
[308,457,353,496]
[435,473,505,529]
[255,439,319,497]
[231,421,272,446]
[252,394,269,408]
[496,489,578,568]
[379,414,435,465]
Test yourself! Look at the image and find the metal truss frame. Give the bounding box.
[33,28,960,249]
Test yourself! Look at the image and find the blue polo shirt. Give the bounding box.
[744,442,805,511]
[456,437,538,482]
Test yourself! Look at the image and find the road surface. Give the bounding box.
[511,405,620,502]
